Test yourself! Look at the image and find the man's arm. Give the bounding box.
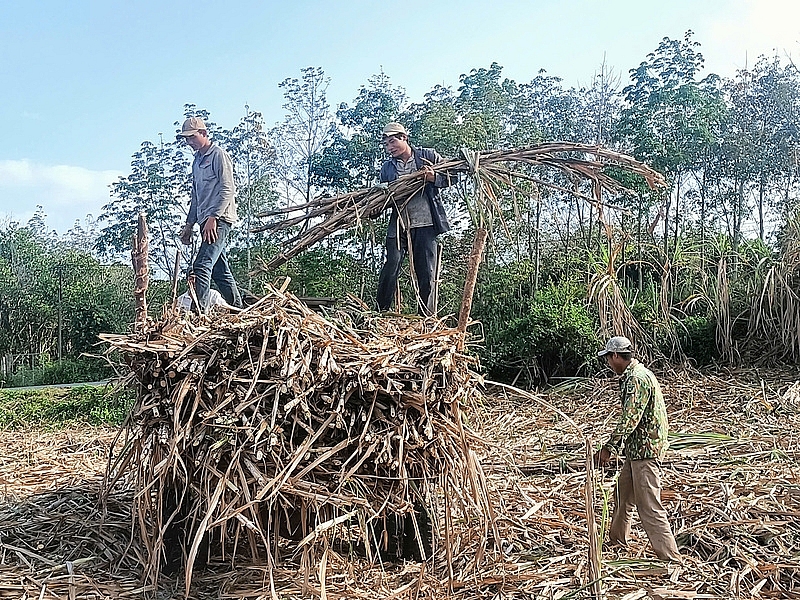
[379,160,395,184]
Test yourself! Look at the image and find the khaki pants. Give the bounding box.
[608,458,681,561]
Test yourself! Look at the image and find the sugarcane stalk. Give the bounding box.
[584,439,602,599]
[457,227,488,350]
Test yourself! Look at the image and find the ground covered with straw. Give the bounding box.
[1,366,799,598]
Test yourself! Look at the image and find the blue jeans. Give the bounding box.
[192,219,242,312]
[376,226,437,314]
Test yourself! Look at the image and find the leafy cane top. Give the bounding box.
[603,359,670,460]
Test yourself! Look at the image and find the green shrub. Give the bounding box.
[677,315,717,366]
[0,385,132,429]
[3,356,113,388]
[475,277,599,384]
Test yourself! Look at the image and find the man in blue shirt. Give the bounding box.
[177,117,242,312]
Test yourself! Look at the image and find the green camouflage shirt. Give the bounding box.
[603,359,669,460]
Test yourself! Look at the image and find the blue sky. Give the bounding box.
[1,0,798,234]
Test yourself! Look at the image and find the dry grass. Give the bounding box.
[1,366,798,598]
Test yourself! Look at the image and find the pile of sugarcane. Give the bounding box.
[101,284,494,593]
[254,142,666,271]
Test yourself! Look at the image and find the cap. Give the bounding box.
[382,122,408,138]
[177,116,207,138]
[597,336,633,357]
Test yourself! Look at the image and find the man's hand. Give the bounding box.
[594,447,612,468]
[420,165,435,183]
[179,223,194,246]
[202,217,218,244]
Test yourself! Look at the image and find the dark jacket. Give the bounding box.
[379,147,453,235]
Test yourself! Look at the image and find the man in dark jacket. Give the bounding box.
[376,122,452,314]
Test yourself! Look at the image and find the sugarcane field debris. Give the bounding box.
[1,369,799,598]
[1,142,799,599]
[98,284,495,596]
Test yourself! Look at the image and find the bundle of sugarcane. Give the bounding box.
[100,284,493,593]
[254,142,666,271]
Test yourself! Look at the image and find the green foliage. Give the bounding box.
[15,40,800,380]
[473,265,599,383]
[676,315,717,366]
[271,67,333,204]
[96,136,190,275]
[313,72,404,192]
[279,244,374,299]
[3,357,113,388]
[0,222,133,362]
[0,385,132,429]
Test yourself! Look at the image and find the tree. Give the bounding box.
[313,71,405,192]
[96,137,190,276]
[615,31,724,259]
[270,67,333,205]
[716,56,800,243]
[219,107,278,284]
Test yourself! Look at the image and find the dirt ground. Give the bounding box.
[1,368,799,599]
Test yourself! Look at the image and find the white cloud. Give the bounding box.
[0,159,122,234]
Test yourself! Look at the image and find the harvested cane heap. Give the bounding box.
[103,285,493,589]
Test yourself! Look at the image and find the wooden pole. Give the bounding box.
[169,248,181,314]
[428,242,443,317]
[457,227,487,350]
[132,212,149,328]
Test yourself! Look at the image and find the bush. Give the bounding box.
[677,315,717,366]
[0,385,132,429]
[475,277,599,385]
[3,356,113,388]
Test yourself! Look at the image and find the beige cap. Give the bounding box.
[382,122,408,138]
[597,336,634,357]
[177,116,207,138]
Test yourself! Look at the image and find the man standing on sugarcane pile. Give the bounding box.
[177,116,242,312]
[377,122,453,315]
[594,336,682,562]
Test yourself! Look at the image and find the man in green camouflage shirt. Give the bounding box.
[594,336,681,562]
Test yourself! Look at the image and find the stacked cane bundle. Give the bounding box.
[101,285,492,592]
[254,142,667,271]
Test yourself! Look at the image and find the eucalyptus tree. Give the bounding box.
[96,135,190,276]
[270,67,333,206]
[615,31,724,262]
